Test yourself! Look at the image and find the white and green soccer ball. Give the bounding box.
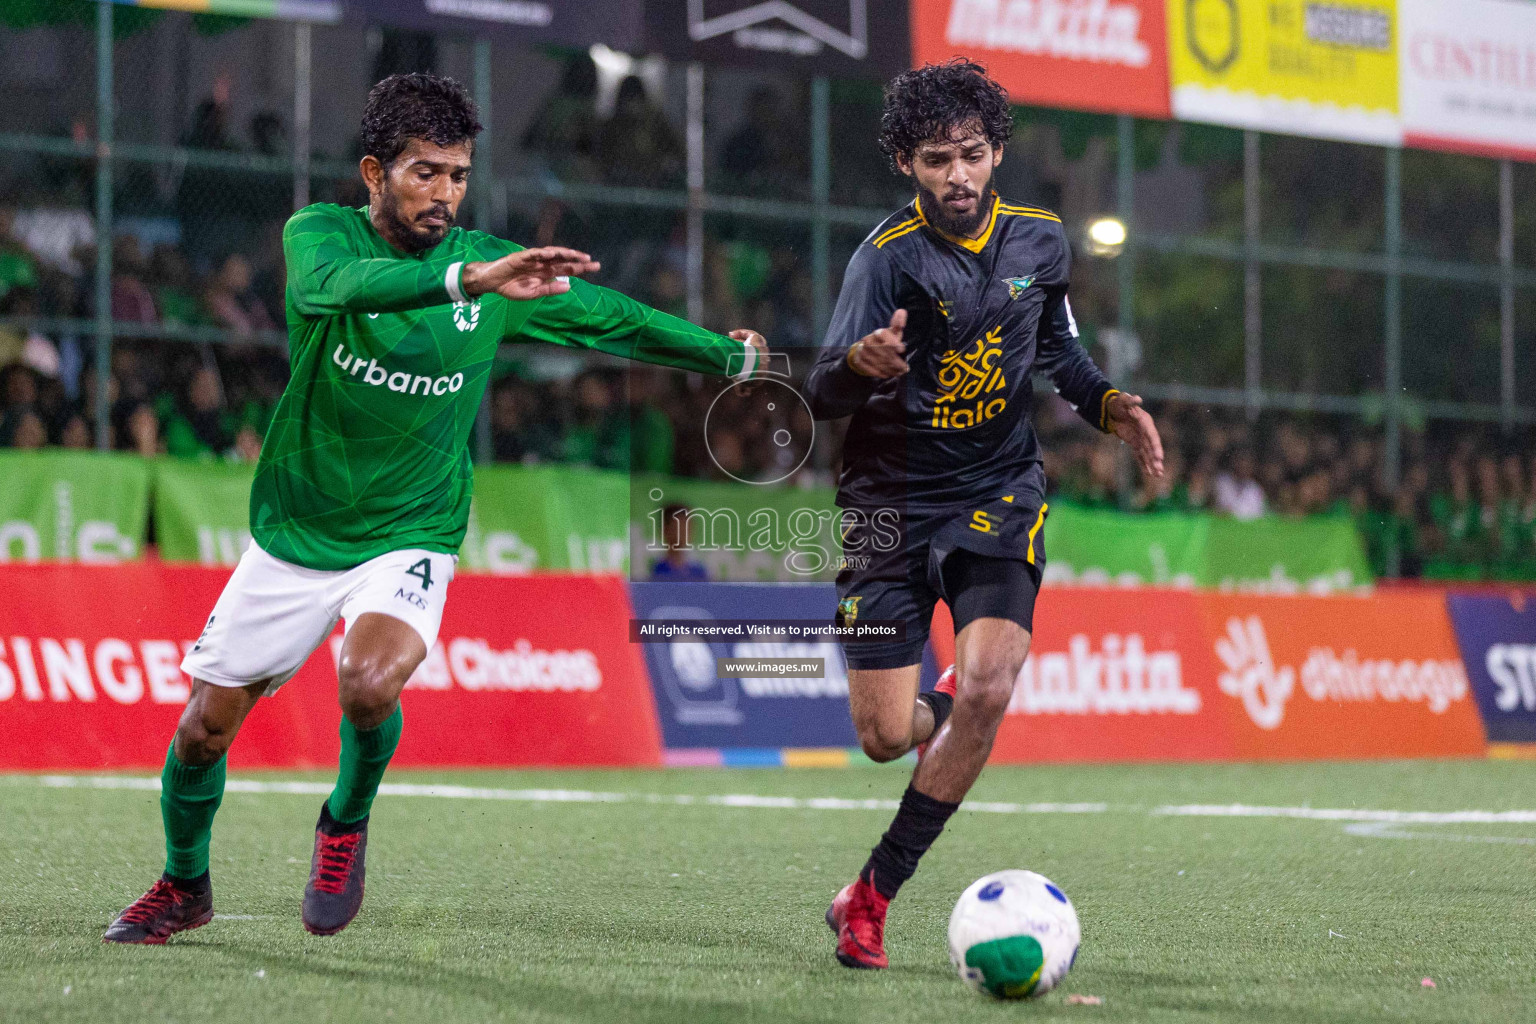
[948,869,1081,999]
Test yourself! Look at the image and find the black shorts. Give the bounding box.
[833,497,1047,670]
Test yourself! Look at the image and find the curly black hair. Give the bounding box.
[360,73,483,167]
[878,60,1012,170]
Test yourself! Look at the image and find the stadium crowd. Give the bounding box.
[2,52,1534,582]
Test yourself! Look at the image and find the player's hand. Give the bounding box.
[728,329,768,389]
[847,309,909,378]
[1106,391,1165,479]
[462,247,601,301]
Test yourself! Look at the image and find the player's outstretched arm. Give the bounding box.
[803,243,900,420]
[1105,392,1165,479]
[505,274,769,380]
[845,309,910,379]
[461,247,600,301]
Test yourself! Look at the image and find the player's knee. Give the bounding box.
[955,652,1025,723]
[174,709,235,765]
[337,654,403,727]
[855,719,912,763]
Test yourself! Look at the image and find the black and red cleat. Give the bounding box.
[916,664,958,762]
[102,874,214,944]
[826,875,890,969]
[302,802,368,936]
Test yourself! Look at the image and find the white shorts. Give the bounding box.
[180,542,457,695]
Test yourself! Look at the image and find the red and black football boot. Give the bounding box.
[102,874,214,944]
[826,875,890,969]
[916,664,958,762]
[302,802,368,936]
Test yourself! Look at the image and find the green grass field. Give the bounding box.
[3,760,1533,1023]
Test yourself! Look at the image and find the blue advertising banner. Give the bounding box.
[629,582,859,751]
[1447,593,1536,743]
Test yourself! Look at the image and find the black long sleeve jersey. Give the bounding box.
[803,192,1120,515]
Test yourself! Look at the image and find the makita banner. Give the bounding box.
[1447,593,1536,744]
[0,564,661,770]
[350,0,643,50]
[645,0,912,78]
[911,0,1171,117]
[929,588,1487,762]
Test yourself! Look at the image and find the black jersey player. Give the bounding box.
[804,61,1164,970]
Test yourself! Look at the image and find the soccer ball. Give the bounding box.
[948,869,1081,999]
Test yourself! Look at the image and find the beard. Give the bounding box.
[377,187,454,253]
[917,179,990,237]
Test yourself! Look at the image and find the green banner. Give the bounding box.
[139,459,1371,590]
[1045,503,1370,593]
[0,451,149,563]
[153,460,255,566]
[461,465,631,574]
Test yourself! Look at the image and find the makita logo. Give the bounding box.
[1007,633,1201,715]
[946,0,1152,67]
[332,344,464,397]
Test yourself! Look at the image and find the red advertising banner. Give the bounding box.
[1197,592,1486,760]
[0,564,661,771]
[929,589,1232,762]
[911,0,1171,118]
[929,588,1486,762]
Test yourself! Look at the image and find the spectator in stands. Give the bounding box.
[58,413,91,450]
[649,503,708,581]
[597,76,683,189]
[149,244,204,326]
[1214,448,1266,520]
[110,235,158,324]
[8,409,45,449]
[122,402,160,458]
[720,86,808,199]
[0,364,39,446]
[203,254,275,336]
[161,365,233,460]
[561,371,629,470]
[522,54,601,184]
[0,205,39,302]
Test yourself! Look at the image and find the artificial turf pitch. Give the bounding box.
[2,760,1533,1023]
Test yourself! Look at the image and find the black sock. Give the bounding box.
[163,869,210,894]
[917,689,954,737]
[860,784,960,900]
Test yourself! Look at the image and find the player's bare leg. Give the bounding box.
[911,617,1031,802]
[103,679,264,944]
[830,618,1029,968]
[304,612,427,935]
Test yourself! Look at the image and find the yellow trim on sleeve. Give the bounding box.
[1099,389,1121,432]
[873,216,922,248]
[1026,503,1049,565]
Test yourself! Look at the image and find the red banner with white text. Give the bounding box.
[0,564,661,771]
[911,0,1172,118]
[929,588,1486,761]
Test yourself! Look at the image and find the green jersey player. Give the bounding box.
[104,73,767,944]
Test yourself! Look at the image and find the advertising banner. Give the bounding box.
[351,0,643,51]
[1446,593,1536,744]
[645,0,911,78]
[928,586,1484,761]
[1167,0,1402,145]
[0,564,660,770]
[1399,0,1536,160]
[992,588,1234,762]
[462,465,630,575]
[0,451,148,565]
[153,460,254,567]
[911,0,1171,117]
[1044,503,1369,592]
[1196,590,1485,759]
[629,581,861,751]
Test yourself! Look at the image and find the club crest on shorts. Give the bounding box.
[837,595,861,627]
[1003,275,1036,300]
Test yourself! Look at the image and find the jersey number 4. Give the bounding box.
[405,557,435,591]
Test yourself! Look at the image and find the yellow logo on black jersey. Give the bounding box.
[931,325,1007,429]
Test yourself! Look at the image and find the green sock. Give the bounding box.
[327,705,403,824]
[161,745,226,880]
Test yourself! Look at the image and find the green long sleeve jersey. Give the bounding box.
[253,203,759,570]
